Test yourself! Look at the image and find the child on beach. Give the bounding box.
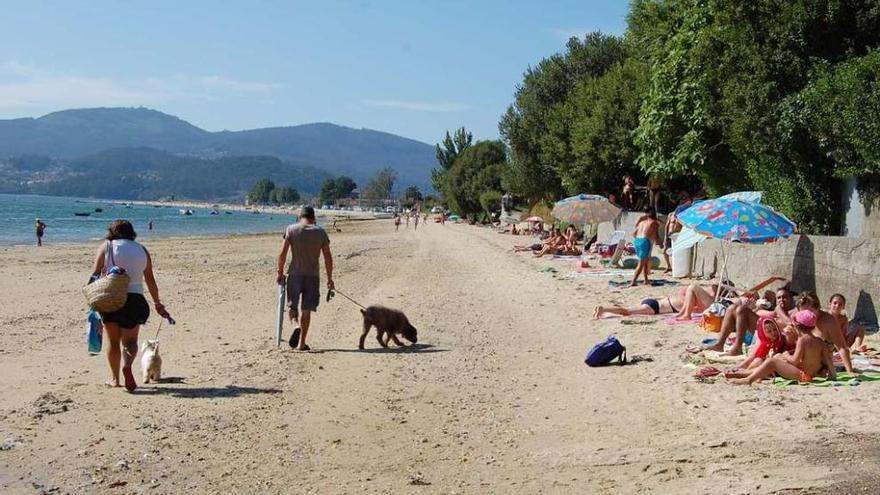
[829,293,867,353]
[724,316,786,378]
[630,207,661,287]
[729,310,835,385]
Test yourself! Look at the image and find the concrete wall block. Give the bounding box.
[690,235,880,324]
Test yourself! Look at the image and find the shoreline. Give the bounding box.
[129,199,380,220]
[0,218,379,249]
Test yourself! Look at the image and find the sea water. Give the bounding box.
[0,193,303,245]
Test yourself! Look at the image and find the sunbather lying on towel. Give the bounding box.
[593,284,719,319]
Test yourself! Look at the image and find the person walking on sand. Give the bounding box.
[276,206,334,351]
[631,207,661,287]
[35,218,47,246]
[394,214,401,231]
[89,220,171,391]
[414,212,419,231]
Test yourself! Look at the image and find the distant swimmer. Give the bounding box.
[35,218,47,246]
[148,220,153,231]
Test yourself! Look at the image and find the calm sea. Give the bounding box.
[0,194,301,246]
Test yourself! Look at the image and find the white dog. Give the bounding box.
[140,340,162,384]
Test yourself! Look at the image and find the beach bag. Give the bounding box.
[585,335,627,367]
[82,241,130,312]
[700,301,727,333]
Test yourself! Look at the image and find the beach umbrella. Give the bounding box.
[551,194,621,225]
[525,216,544,223]
[671,191,765,254]
[676,198,795,300]
[447,214,461,221]
[676,198,795,244]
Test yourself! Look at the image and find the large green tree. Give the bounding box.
[320,175,357,204]
[431,128,472,199]
[499,32,629,204]
[445,140,506,218]
[247,178,276,204]
[632,0,880,233]
[362,167,397,201]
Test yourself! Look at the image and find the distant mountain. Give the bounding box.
[0,107,437,196]
[0,147,332,201]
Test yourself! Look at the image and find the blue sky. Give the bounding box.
[0,0,628,144]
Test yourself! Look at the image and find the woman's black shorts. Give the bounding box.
[100,293,150,329]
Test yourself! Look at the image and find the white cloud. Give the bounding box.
[0,62,283,111]
[362,99,471,112]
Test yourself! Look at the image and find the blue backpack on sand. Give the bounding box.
[585,335,627,367]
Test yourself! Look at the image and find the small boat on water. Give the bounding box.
[210,209,219,215]
[74,212,91,217]
[94,208,103,213]
[225,211,233,215]
[179,209,194,216]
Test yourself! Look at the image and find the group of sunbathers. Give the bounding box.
[594,275,869,385]
[513,225,581,258]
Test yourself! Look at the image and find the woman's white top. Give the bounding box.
[105,239,147,294]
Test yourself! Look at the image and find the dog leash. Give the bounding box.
[328,288,365,310]
[153,315,176,340]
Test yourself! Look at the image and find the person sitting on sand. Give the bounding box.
[703,278,793,355]
[723,317,786,378]
[829,293,866,353]
[533,225,579,258]
[729,310,834,385]
[631,208,661,287]
[593,283,719,319]
[796,292,854,373]
[514,227,561,252]
[511,224,519,235]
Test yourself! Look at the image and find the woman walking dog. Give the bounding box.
[89,220,170,391]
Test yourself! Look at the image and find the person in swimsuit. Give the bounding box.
[593,283,718,319]
[795,291,854,374]
[703,277,791,355]
[829,293,866,353]
[630,208,661,287]
[35,218,47,246]
[729,310,834,385]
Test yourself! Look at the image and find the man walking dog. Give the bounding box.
[276,206,334,351]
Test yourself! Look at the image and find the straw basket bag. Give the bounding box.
[82,241,130,312]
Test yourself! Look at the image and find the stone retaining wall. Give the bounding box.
[691,235,880,324]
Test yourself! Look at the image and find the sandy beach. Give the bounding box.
[1,219,879,494]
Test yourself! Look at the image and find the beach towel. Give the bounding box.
[772,372,880,387]
[608,279,679,288]
[549,254,583,261]
[537,266,558,273]
[565,270,628,279]
[664,314,702,325]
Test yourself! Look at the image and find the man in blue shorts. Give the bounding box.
[631,207,661,287]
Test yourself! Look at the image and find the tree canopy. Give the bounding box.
[320,176,357,204]
[495,0,880,234]
[445,140,506,218]
[362,167,397,201]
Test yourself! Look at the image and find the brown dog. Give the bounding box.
[359,305,418,350]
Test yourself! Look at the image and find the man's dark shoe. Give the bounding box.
[289,327,301,348]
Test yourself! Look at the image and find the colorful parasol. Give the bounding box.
[551,194,621,225]
[525,216,544,223]
[676,199,795,244]
[676,198,796,301]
